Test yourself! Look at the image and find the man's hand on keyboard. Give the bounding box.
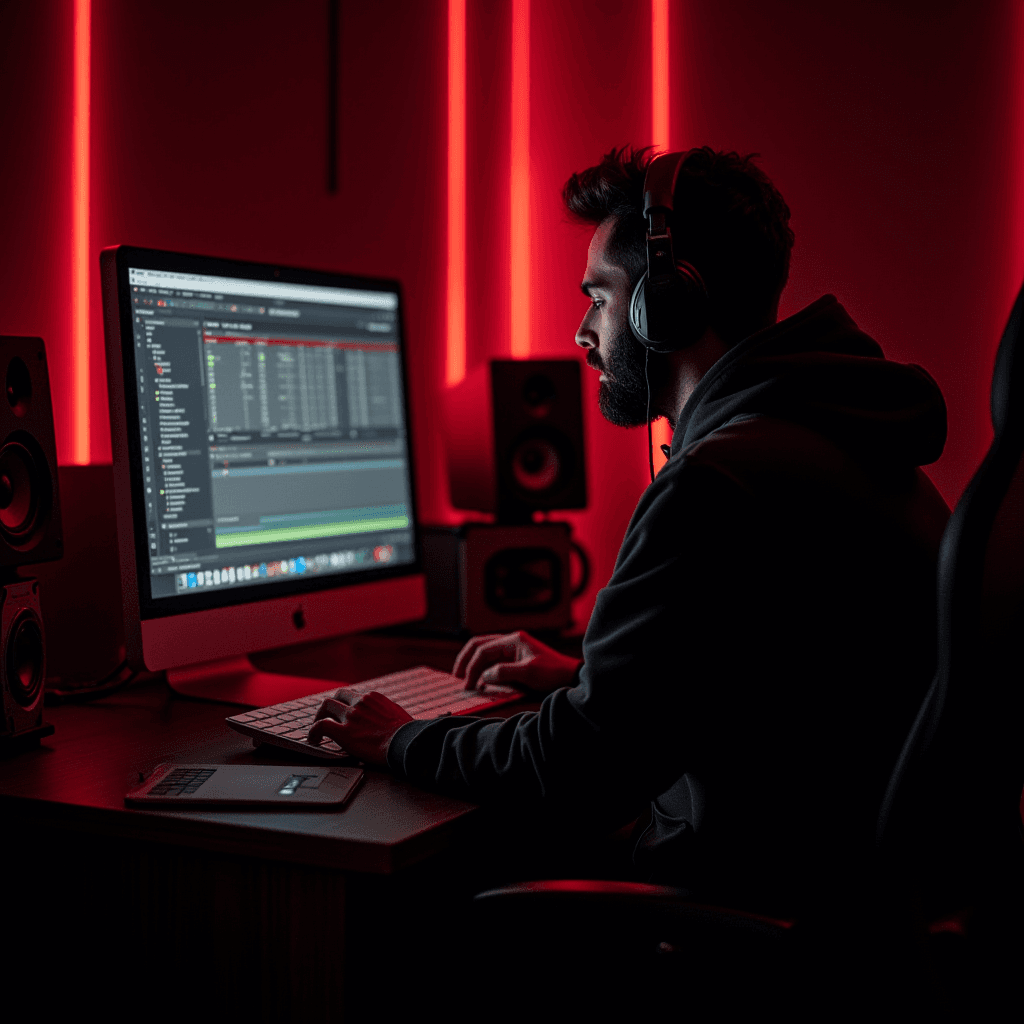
[453,631,582,695]
[308,690,413,766]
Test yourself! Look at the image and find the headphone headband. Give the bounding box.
[643,152,685,285]
[628,150,710,355]
[642,150,686,220]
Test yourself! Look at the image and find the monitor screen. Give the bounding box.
[126,264,415,602]
[102,246,426,684]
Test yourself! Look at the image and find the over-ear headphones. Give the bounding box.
[629,151,710,353]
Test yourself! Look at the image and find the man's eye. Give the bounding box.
[590,299,603,310]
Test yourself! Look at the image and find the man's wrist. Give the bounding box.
[385,717,424,773]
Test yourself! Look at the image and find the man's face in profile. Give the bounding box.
[575,217,652,427]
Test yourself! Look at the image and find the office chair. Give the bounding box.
[473,281,1024,1018]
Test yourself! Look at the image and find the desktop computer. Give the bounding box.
[101,246,428,706]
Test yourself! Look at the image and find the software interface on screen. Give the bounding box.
[126,267,415,600]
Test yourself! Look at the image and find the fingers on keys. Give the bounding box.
[315,697,350,722]
[306,697,346,744]
[455,632,527,690]
[453,633,505,681]
[308,715,343,745]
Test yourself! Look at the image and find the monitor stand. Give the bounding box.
[166,655,343,708]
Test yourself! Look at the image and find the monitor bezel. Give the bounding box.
[103,244,423,625]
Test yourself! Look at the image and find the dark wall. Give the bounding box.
[0,1,74,455]
[1,0,1019,627]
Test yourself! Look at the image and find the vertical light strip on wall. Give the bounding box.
[510,0,530,358]
[651,0,670,153]
[1012,0,1024,325]
[72,0,91,463]
[446,0,467,386]
[651,0,672,467]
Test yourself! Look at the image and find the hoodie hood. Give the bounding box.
[672,295,947,467]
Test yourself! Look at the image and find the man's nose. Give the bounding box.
[575,320,596,351]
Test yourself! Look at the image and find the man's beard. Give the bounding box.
[591,322,660,428]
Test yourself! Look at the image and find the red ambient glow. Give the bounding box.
[72,0,91,463]
[447,0,467,385]
[510,0,530,358]
[651,0,672,471]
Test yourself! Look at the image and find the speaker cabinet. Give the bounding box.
[0,337,62,567]
[0,336,61,747]
[446,360,586,522]
[31,465,125,690]
[1,579,48,741]
[420,523,572,636]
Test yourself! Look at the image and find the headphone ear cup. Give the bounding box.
[629,273,652,346]
[629,262,709,354]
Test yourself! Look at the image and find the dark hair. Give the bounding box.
[562,146,795,344]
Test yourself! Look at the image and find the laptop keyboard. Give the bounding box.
[225,665,520,760]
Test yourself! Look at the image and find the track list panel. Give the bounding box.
[132,313,217,567]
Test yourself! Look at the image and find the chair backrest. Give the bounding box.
[876,277,1024,908]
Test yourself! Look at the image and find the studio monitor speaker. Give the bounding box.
[32,464,123,691]
[1,579,47,741]
[420,522,573,636]
[446,360,587,522]
[0,336,62,746]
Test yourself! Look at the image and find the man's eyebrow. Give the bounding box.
[580,278,609,296]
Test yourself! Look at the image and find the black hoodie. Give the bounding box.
[388,296,950,914]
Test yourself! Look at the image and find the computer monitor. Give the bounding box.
[101,245,426,705]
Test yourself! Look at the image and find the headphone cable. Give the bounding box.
[645,346,655,484]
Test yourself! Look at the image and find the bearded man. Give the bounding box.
[311,147,950,917]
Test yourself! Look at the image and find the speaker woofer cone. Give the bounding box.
[505,426,577,502]
[511,437,561,493]
[0,440,45,543]
[7,611,44,708]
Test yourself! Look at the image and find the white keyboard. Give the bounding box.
[225,665,521,760]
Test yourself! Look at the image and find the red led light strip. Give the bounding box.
[1012,1,1024,318]
[651,0,672,469]
[510,0,530,358]
[72,0,91,463]
[447,0,466,385]
[652,0,669,153]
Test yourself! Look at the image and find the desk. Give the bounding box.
[0,633,556,1021]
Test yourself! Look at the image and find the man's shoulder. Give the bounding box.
[660,414,949,543]
[651,413,860,512]
[678,414,850,474]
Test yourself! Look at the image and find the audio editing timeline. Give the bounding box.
[127,268,415,599]
[204,332,402,434]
